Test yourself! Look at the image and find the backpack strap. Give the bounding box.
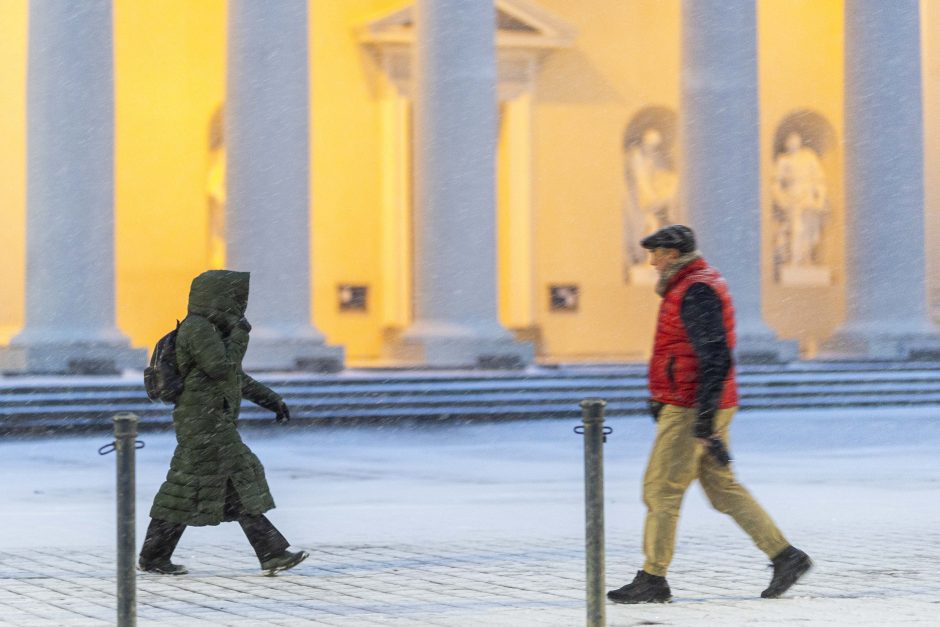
[173,317,195,380]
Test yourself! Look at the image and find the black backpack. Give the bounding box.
[144,321,185,404]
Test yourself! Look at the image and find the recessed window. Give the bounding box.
[338,284,368,312]
[549,284,579,312]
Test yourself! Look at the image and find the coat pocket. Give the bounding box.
[666,355,677,390]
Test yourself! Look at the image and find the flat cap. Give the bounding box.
[640,224,696,253]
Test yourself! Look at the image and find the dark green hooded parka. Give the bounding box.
[149,270,284,526]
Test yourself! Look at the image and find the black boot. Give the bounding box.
[138,557,188,575]
[261,549,309,576]
[762,546,812,598]
[607,570,672,604]
[138,518,188,575]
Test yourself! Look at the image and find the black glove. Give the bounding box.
[705,437,732,466]
[647,400,665,422]
[274,399,291,423]
[693,419,713,439]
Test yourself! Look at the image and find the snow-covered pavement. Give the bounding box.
[1,406,939,625]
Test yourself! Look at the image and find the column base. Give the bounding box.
[735,332,799,364]
[819,326,940,360]
[242,337,345,373]
[385,324,534,369]
[0,341,146,375]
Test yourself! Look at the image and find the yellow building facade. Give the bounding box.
[0,0,938,366]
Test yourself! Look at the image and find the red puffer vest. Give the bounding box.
[648,257,738,408]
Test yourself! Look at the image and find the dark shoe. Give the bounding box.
[261,549,309,576]
[607,570,672,604]
[762,546,812,598]
[138,557,188,575]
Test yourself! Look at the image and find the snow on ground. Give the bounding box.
[2,406,938,549]
[1,406,939,624]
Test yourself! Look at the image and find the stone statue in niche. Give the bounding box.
[771,131,830,284]
[623,125,678,282]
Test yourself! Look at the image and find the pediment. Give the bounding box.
[360,0,576,50]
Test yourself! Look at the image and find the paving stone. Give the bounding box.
[0,522,938,626]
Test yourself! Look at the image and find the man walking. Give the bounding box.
[608,225,811,603]
[139,270,308,576]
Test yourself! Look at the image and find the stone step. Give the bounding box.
[1,362,939,434]
[5,381,940,411]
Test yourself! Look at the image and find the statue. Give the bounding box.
[623,127,678,275]
[771,132,829,270]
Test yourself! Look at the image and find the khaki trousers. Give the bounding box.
[642,404,790,577]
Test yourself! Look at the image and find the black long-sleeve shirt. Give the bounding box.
[679,283,733,428]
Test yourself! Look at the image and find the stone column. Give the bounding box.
[227,0,343,372]
[823,0,940,359]
[387,0,533,368]
[0,0,144,374]
[680,0,797,363]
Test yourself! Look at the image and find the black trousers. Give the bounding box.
[140,483,289,564]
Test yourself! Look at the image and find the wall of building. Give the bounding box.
[0,0,232,350]
[113,0,227,348]
[531,0,680,360]
[1,0,937,364]
[310,0,406,361]
[0,0,26,344]
[923,0,940,324]
[0,0,404,359]
[115,0,403,359]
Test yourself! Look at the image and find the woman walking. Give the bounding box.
[139,270,307,576]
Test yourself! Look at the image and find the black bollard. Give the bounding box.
[578,399,609,627]
[113,413,138,627]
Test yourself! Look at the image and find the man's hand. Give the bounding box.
[693,417,713,439]
[274,399,291,423]
[647,400,665,422]
[697,436,732,466]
